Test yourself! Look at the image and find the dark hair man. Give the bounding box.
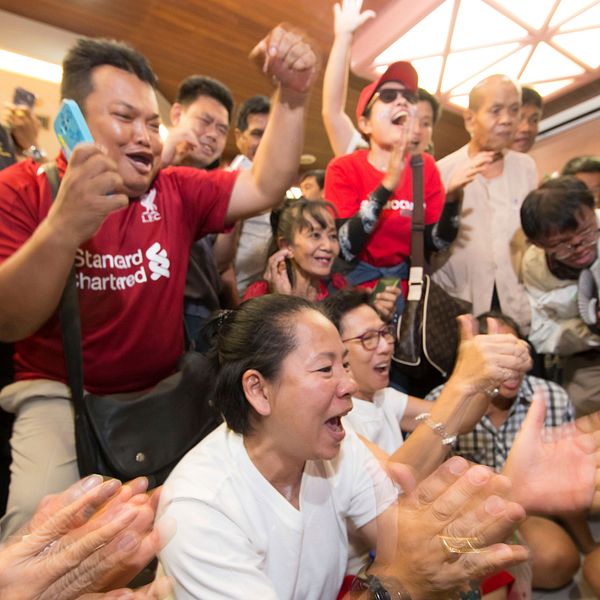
[511,86,543,154]
[521,176,600,416]
[299,169,325,200]
[159,75,236,349]
[162,75,233,169]
[224,95,273,296]
[232,94,270,166]
[562,155,600,207]
[0,28,318,538]
[425,309,580,591]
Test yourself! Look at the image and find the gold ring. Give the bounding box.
[439,535,482,554]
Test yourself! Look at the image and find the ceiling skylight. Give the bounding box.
[351,0,600,110]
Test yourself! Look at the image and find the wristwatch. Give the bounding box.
[351,571,412,599]
[21,145,46,162]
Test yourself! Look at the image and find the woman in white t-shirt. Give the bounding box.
[323,289,509,469]
[158,294,530,600]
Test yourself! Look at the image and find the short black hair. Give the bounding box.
[209,295,316,435]
[476,310,523,339]
[236,95,270,131]
[521,86,543,110]
[175,75,234,122]
[320,289,372,334]
[562,156,600,176]
[300,169,325,190]
[520,176,595,241]
[418,88,441,123]
[61,38,157,113]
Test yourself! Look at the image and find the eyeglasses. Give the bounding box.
[365,88,418,114]
[342,325,396,351]
[545,226,599,260]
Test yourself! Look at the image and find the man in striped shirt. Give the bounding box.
[425,310,584,592]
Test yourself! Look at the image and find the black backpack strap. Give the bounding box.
[39,163,85,415]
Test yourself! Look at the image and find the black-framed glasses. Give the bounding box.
[342,325,396,351]
[365,88,418,114]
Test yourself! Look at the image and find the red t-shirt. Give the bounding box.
[0,155,238,393]
[243,273,348,301]
[324,150,444,267]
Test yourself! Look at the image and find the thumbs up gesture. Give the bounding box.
[451,314,532,398]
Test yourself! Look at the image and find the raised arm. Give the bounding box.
[322,0,375,156]
[0,145,127,341]
[226,24,319,224]
[390,316,532,480]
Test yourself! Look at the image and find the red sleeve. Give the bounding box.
[324,155,364,219]
[243,280,269,300]
[166,166,240,240]
[423,154,444,225]
[0,160,48,264]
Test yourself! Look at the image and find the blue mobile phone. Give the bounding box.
[54,99,94,160]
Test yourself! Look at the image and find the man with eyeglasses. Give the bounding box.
[521,176,600,416]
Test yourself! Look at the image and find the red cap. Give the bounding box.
[355,61,419,121]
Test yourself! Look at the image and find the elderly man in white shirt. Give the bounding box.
[431,74,537,334]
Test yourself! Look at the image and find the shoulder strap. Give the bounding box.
[409,154,425,268]
[40,163,85,414]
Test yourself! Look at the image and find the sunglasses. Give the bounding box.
[365,88,418,114]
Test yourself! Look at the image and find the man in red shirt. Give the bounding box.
[0,27,318,538]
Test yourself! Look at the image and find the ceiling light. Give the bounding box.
[550,0,596,27]
[351,0,599,111]
[520,42,584,83]
[553,29,600,69]
[442,43,521,91]
[450,0,527,50]
[375,2,453,63]
[0,49,62,83]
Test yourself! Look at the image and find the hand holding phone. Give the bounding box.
[54,99,94,160]
[373,277,400,294]
[13,87,36,108]
[263,248,294,294]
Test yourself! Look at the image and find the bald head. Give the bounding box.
[465,74,521,153]
[469,75,520,112]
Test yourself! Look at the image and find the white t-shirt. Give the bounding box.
[227,154,272,295]
[343,388,408,454]
[159,424,397,600]
[345,127,369,155]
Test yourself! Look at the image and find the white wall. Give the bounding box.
[530,116,600,181]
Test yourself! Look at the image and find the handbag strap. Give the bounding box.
[40,163,86,415]
[409,154,425,268]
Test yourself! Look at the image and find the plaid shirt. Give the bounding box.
[424,375,574,472]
